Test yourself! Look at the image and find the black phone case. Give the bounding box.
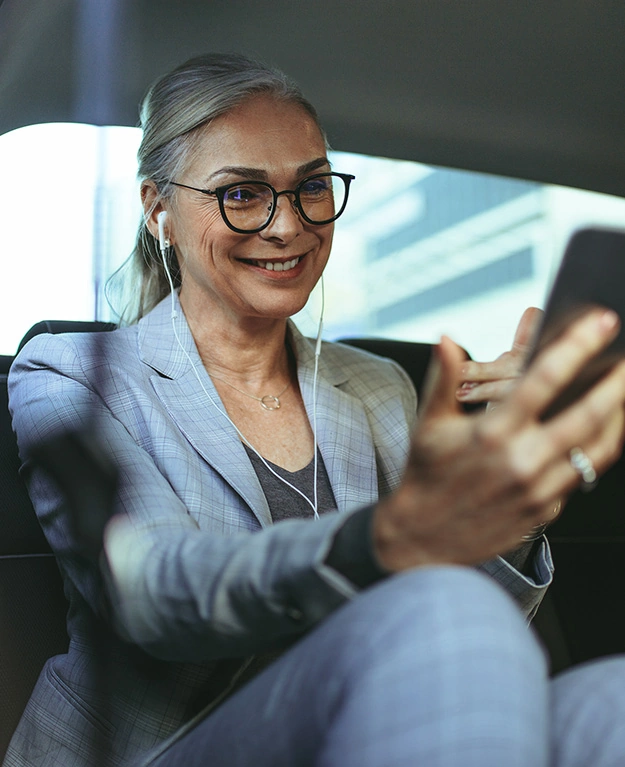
[530,226,625,420]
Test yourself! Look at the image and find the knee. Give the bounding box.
[316,566,549,767]
[359,565,532,630]
[552,655,625,765]
[553,655,625,712]
[334,566,546,674]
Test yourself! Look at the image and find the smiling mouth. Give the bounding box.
[245,256,303,272]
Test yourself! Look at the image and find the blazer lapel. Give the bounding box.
[137,299,272,528]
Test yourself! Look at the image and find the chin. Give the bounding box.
[246,292,313,321]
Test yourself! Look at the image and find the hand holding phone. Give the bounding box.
[529,226,625,420]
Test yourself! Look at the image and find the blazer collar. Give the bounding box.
[137,294,197,380]
[137,296,379,524]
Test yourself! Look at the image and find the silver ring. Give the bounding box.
[569,447,598,492]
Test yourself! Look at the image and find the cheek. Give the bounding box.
[177,206,232,256]
[198,210,233,255]
[193,205,225,242]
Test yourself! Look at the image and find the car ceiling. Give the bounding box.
[1,0,624,197]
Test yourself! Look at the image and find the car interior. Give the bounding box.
[2,0,625,760]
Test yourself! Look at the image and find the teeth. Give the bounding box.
[256,257,301,272]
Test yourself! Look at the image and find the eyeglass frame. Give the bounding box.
[166,171,356,234]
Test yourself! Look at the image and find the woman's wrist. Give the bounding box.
[324,504,390,588]
[521,498,562,542]
[521,522,549,542]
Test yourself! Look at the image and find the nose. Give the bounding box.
[259,192,303,242]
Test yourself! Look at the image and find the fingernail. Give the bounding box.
[456,383,476,398]
[600,310,619,331]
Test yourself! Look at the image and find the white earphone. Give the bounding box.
[157,210,177,319]
[157,211,169,254]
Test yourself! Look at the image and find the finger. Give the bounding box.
[419,336,467,420]
[513,361,625,501]
[457,378,518,404]
[460,309,543,385]
[523,410,623,512]
[486,360,625,513]
[503,308,620,428]
[547,359,625,473]
[512,306,543,352]
[460,356,519,383]
[584,406,625,478]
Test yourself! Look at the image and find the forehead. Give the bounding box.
[186,95,327,180]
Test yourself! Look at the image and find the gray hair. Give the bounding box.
[110,52,326,324]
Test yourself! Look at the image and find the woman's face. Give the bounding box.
[158,95,334,328]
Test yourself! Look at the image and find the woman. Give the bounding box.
[6,53,625,767]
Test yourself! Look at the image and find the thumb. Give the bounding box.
[419,335,466,419]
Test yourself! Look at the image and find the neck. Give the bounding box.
[181,302,292,388]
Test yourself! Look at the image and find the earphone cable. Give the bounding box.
[160,240,321,516]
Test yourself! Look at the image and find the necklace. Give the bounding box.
[209,373,290,411]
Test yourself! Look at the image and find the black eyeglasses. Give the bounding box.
[167,172,355,234]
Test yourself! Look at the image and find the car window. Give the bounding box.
[3,124,625,360]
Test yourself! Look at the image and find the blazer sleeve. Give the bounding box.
[8,334,369,663]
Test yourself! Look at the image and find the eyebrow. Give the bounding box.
[298,157,332,176]
[205,156,331,186]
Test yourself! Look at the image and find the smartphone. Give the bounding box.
[529,226,625,420]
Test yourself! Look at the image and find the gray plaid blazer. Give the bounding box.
[5,296,551,767]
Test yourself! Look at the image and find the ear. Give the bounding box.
[141,181,172,244]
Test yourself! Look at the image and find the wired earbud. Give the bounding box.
[157,210,170,254]
[157,210,177,319]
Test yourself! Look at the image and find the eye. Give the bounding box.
[223,184,267,205]
[300,176,332,197]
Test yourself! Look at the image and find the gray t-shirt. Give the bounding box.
[243,444,337,521]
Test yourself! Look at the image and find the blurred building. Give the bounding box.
[322,159,625,361]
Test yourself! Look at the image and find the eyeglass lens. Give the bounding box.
[221,173,346,231]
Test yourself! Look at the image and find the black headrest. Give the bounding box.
[338,337,472,402]
[0,356,13,376]
[17,321,116,353]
